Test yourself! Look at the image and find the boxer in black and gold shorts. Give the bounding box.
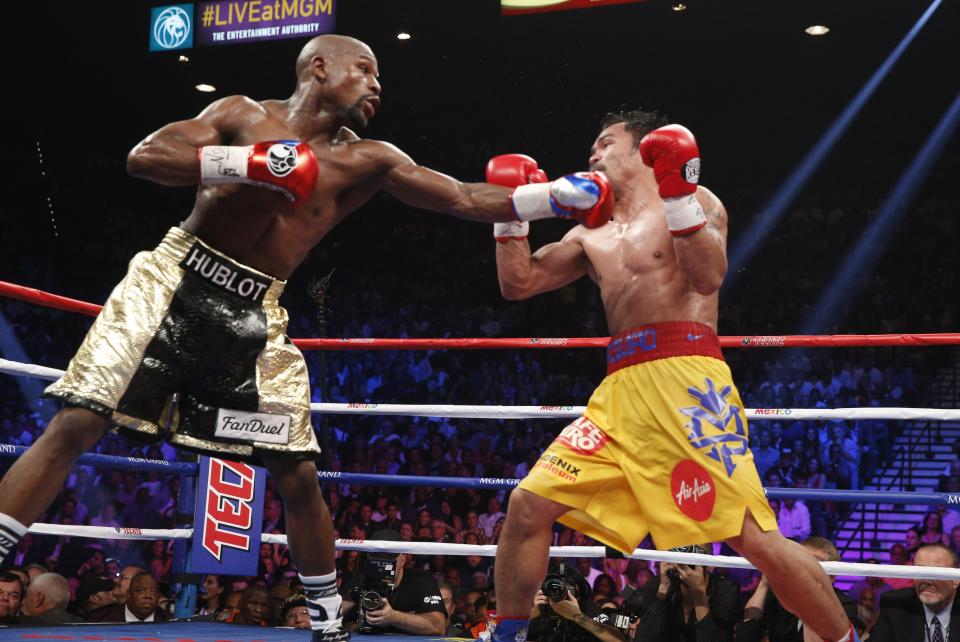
[44,227,318,464]
[0,34,588,642]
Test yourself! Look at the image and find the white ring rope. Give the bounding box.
[2,359,958,422]
[22,526,959,579]
[267,537,960,580]
[311,402,960,421]
[28,522,193,541]
[1,359,65,382]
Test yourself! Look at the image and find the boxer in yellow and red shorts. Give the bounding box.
[488,111,858,642]
[519,321,776,552]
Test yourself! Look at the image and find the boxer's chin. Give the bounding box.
[346,103,368,130]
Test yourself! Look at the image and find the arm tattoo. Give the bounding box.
[574,614,607,636]
[706,199,727,231]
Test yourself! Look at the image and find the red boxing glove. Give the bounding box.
[558,171,614,229]
[639,124,700,198]
[486,153,548,188]
[199,140,319,205]
[639,125,706,236]
[487,154,547,241]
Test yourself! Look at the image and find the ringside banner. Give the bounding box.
[189,456,266,576]
[501,0,650,16]
[196,0,336,46]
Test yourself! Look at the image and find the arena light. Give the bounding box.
[725,0,943,290]
[805,25,830,36]
[672,3,687,11]
[397,32,411,40]
[195,83,216,93]
[800,89,960,334]
[178,54,190,63]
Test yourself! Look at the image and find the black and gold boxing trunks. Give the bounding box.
[44,226,320,464]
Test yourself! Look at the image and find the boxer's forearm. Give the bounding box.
[496,238,535,299]
[454,181,523,222]
[381,161,516,222]
[495,237,586,300]
[673,226,727,295]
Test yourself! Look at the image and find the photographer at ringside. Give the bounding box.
[528,562,625,642]
[339,529,446,635]
[634,545,739,642]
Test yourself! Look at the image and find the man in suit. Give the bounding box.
[871,544,960,642]
[18,573,83,625]
[85,572,169,623]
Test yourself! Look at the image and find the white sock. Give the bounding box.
[0,513,28,560]
[300,571,342,632]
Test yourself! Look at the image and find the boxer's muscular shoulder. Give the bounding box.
[200,95,272,137]
[338,137,413,172]
[201,95,266,120]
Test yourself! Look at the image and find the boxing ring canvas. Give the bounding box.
[0,622,465,642]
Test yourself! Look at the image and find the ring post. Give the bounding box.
[173,467,198,618]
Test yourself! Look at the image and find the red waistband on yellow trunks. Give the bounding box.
[606,321,724,375]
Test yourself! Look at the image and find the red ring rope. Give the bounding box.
[3,280,958,349]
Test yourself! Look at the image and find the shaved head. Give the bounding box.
[290,33,381,130]
[296,34,375,80]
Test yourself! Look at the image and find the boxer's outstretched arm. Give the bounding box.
[127,95,255,186]
[673,187,728,295]
[496,227,588,300]
[375,143,517,222]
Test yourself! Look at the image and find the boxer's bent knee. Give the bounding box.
[505,489,570,534]
[264,458,323,508]
[41,407,109,459]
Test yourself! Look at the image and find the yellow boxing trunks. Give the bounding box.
[519,321,777,552]
[44,226,320,464]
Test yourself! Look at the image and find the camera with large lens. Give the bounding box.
[541,573,575,601]
[533,563,582,642]
[352,555,397,633]
[666,544,707,585]
[611,585,649,631]
[358,590,385,611]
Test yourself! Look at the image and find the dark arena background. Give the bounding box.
[2,0,959,640]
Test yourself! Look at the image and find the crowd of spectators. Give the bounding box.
[0,286,947,636]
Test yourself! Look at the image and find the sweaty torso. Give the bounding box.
[182,99,388,279]
[569,188,719,335]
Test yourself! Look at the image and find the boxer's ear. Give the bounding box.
[311,55,327,83]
